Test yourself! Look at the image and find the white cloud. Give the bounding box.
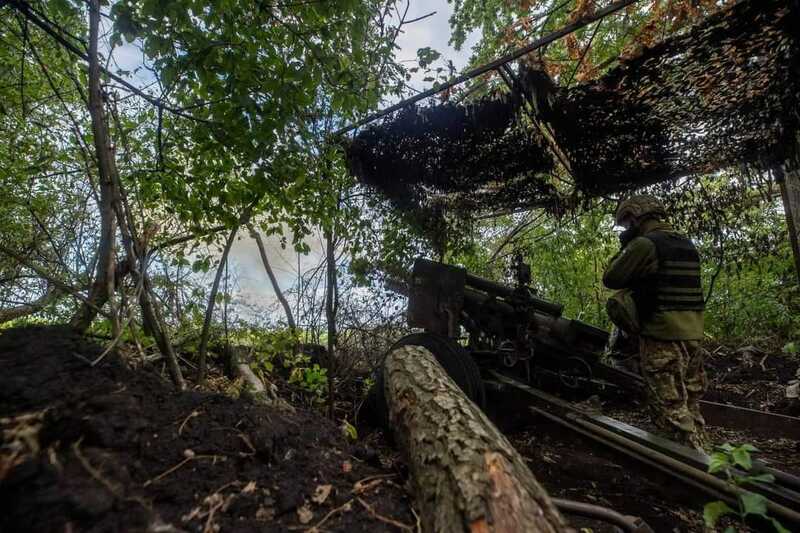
[226,227,326,313]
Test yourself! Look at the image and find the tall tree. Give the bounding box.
[70,0,118,334]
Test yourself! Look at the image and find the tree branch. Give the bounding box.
[7,0,216,124]
[248,224,296,330]
[0,243,112,320]
[0,284,63,324]
[197,225,241,383]
[151,225,228,253]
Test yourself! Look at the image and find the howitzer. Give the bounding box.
[384,258,642,408]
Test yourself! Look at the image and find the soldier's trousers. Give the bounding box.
[639,337,709,451]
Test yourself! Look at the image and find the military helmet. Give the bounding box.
[614,194,667,225]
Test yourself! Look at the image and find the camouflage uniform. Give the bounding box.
[604,196,710,451]
[639,337,709,450]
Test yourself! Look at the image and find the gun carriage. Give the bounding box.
[384,257,643,410]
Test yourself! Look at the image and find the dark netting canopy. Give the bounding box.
[346,98,557,215]
[346,0,800,220]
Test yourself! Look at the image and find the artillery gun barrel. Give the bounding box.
[464,273,564,317]
[463,287,514,315]
[463,287,571,338]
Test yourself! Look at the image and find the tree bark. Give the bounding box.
[197,226,240,383]
[324,227,337,419]
[248,224,296,330]
[384,345,568,533]
[102,88,184,389]
[70,0,117,334]
[779,174,800,285]
[228,345,267,395]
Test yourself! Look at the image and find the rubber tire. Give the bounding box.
[364,333,486,429]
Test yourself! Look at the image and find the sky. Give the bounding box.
[106,1,481,321]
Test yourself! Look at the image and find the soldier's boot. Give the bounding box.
[686,404,711,452]
[656,402,705,451]
[688,431,711,453]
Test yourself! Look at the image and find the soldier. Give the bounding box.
[603,195,709,451]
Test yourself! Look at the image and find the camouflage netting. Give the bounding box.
[347,99,556,215]
[346,0,800,220]
[559,0,800,194]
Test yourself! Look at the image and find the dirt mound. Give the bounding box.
[0,326,413,532]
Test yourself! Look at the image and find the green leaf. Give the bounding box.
[416,46,441,68]
[191,258,211,273]
[739,492,768,517]
[708,452,731,474]
[703,501,735,527]
[738,473,775,486]
[341,419,357,441]
[51,0,75,17]
[732,447,753,470]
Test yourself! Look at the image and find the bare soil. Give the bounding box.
[2,326,797,533]
[0,326,415,533]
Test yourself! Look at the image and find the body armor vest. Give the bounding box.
[634,231,704,320]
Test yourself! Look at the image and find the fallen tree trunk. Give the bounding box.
[384,345,568,533]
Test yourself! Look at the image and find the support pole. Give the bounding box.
[778,172,800,285]
[777,138,800,285]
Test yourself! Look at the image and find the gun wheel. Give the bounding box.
[362,333,486,428]
[558,356,593,389]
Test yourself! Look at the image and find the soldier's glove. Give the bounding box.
[618,227,637,248]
